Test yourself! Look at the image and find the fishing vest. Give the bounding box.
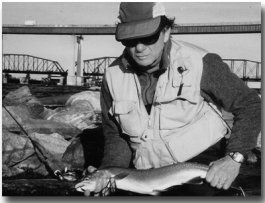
[105,40,229,169]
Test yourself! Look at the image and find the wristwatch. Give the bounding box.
[228,152,245,163]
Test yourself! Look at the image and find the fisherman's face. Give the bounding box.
[122,28,171,69]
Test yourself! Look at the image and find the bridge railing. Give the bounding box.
[223,59,261,81]
[2,54,67,75]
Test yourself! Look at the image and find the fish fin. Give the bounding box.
[113,172,129,180]
[184,177,204,185]
[151,187,173,196]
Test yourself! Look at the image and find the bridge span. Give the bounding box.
[2,54,68,84]
[2,22,261,35]
[2,55,261,85]
[82,57,261,87]
[2,22,261,85]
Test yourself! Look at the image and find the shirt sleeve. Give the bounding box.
[99,74,132,169]
[200,53,261,157]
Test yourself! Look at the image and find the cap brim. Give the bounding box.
[116,16,161,41]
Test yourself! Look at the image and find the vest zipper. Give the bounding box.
[148,115,152,127]
[144,73,153,108]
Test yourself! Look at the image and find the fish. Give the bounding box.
[75,162,209,195]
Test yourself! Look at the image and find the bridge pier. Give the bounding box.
[3,73,8,84]
[26,73,30,82]
[67,76,77,86]
[66,35,84,86]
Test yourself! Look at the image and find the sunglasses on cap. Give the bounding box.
[121,30,161,47]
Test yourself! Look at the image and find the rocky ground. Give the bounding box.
[2,86,103,178]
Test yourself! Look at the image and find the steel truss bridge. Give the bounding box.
[2,54,67,76]
[223,59,261,81]
[83,57,117,86]
[2,23,261,85]
[83,57,261,85]
[2,54,261,85]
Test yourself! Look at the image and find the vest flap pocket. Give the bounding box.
[163,107,227,162]
[110,100,144,136]
[110,100,137,115]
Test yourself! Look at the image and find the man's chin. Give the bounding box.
[134,60,152,68]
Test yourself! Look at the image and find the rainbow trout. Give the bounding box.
[75,162,209,195]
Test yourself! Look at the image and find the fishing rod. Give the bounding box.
[3,104,82,181]
[3,104,57,177]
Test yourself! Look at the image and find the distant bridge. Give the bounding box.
[223,59,261,81]
[2,54,261,86]
[2,54,67,76]
[83,57,117,76]
[83,57,117,86]
[83,57,261,85]
[2,22,261,35]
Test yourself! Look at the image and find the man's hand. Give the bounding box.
[75,166,115,196]
[206,155,241,190]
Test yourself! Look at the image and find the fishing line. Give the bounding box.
[3,104,56,176]
[8,152,36,167]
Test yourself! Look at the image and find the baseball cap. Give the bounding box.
[115,2,167,41]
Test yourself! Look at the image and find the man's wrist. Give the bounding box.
[227,152,245,164]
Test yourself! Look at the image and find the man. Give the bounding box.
[76,2,261,196]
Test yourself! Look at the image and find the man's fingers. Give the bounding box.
[205,156,241,190]
[102,186,110,196]
[210,176,220,187]
[94,192,100,197]
[223,179,233,190]
[206,165,215,183]
[84,190,91,196]
[76,169,114,196]
[87,166,98,173]
[82,165,98,176]
[216,180,225,189]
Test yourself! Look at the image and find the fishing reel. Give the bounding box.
[54,167,83,182]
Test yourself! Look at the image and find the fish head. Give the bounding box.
[75,175,98,192]
[75,169,116,193]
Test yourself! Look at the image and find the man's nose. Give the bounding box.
[135,42,146,52]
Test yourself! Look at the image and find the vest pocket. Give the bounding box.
[111,100,144,137]
[159,98,199,129]
[164,107,228,162]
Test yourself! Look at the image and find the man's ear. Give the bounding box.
[163,28,171,43]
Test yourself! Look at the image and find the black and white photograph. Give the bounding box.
[1,1,261,198]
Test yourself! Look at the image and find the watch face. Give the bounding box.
[234,152,239,157]
[230,152,244,163]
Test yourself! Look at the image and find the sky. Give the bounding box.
[1,2,261,83]
[2,2,261,25]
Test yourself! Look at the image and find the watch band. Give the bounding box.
[228,152,245,163]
